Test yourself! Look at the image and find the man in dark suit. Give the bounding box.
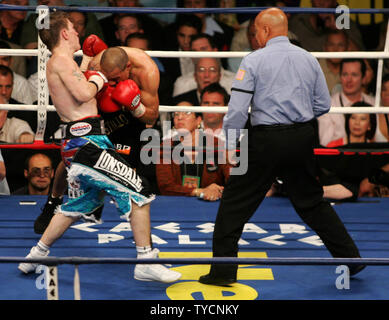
[161,14,203,83]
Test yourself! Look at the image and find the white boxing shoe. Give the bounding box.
[134,248,182,283]
[18,246,49,274]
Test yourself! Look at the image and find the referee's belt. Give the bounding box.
[252,119,315,131]
[60,116,106,139]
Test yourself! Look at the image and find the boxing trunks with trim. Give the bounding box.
[58,116,155,222]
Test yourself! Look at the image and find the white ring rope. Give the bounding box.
[1,48,389,59]
[1,104,388,114]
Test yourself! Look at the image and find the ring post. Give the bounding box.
[36,6,49,142]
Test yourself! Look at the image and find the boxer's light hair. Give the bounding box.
[100,47,129,73]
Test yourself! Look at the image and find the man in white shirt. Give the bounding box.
[0,150,10,195]
[318,59,377,146]
[173,55,234,98]
[0,40,35,104]
[173,57,224,106]
[0,68,34,143]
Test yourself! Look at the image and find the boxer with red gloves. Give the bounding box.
[97,80,146,118]
[80,34,108,72]
[111,79,146,118]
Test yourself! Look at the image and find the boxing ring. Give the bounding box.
[2,195,389,300]
[0,4,389,303]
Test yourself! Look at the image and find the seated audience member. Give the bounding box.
[318,30,348,95]
[377,74,389,141]
[0,0,28,46]
[200,82,229,139]
[0,65,58,140]
[327,102,376,147]
[320,102,376,202]
[173,34,235,97]
[0,98,34,144]
[126,32,165,74]
[161,14,203,83]
[0,150,10,195]
[0,41,35,104]
[99,0,165,49]
[317,58,376,146]
[288,0,364,52]
[0,67,34,143]
[0,0,27,77]
[173,57,224,106]
[12,153,54,195]
[115,14,144,46]
[176,0,234,52]
[228,18,261,73]
[156,108,231,201]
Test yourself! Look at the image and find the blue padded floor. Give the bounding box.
[0,195,388,300]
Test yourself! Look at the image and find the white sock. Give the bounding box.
[36,241,50,254]
[136,246,152,257]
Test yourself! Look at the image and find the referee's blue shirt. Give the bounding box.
[223,36,331,148]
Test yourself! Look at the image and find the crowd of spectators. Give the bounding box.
[0,0,389,202]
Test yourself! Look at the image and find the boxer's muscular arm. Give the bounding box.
[138,70,160,125]
[54,56,98,103]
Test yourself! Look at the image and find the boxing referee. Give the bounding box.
[199,8,365,286]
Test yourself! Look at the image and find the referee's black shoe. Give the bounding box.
[349,264,366,277]
[199,273,236,286]
[34,195,63,234]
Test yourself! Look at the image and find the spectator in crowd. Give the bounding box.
[173,33,235,97]
[173,57,225,106]
[317,58,377,146]
[327,102,376,147]
[0,66,34,143]
[0,0,28,46]
[201,82,229,140]
[162,14,202,83]
[318,30,348,95]
[126,33,165,73]
[0,41,35,104]
[228,18,261,73]
[115,14,144,46]
[377,74,389,141]
[176,0,234,52]
[156,107,231,201]
[12,153,54,195]
[68,8,92,48]
[288,0,364,52]
[0,149,10,195]
[0,0,28,76]
[217,0,240,32]
[99,0,165,49]
[0,97,34,143]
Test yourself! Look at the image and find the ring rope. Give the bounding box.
[1,48,389,59]
[0,256,387,266]
[1,104,389,114]
[1,4,389,14]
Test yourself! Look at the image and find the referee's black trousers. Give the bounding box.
[210,121,361,279]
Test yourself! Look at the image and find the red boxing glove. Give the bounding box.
[96,84,122,113]
[111,80,146,118]
[82,35,107,57]
[80,35,107,71]
[84,70,107,92]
